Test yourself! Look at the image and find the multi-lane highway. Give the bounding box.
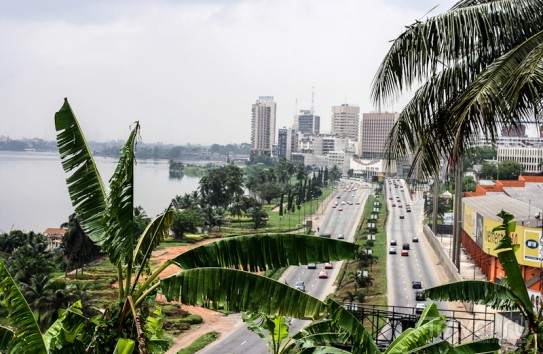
[201,181,371,354]
[385,178,447,312]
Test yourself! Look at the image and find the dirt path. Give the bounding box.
[149,240,245,354]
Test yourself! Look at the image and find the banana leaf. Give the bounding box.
[160,268,327,319]
[54,98,107,242]
[299,346,353,354]
[426,280,519,311]
[133,206,174,269]
[113,338,135,354]
[0,261,47,354]
[42,300,94,353]
[385,304,447,354]
[102,122,139,266]
[170,234,359,270]
[325,299,380,354]
[405,337,501,354]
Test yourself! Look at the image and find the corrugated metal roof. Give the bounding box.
[463,194,543,223]
[503,182,543,211]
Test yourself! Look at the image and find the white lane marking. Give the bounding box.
[240,341,247,346]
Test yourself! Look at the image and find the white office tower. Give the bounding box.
[331,104,360,141]
[251,96,277,156]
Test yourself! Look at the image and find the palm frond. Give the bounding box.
[0,326,14,353]
[325,299,380,354]
[102,122,139,266]
[426,280,520,310]
[54,98,107,241]
[159,268,327,320]
[170,234,358,271]
[371,0,543,106]
[0,261,47,354]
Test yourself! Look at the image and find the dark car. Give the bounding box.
[412,236,419,243]
[320,234,331,238]
[415,290,426,301]
[412,281,422,289]
[399,214,405,219]
[294,281,306,292]
[402,243,410,250]
[307,263,317,269]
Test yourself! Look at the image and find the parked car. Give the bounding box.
[320,234,331,238]
[319,270,329,279]
[324,262,333,269]
[389,246,397,254]
[415,290,426,301]
[402,243,410,250]
[412,281,422,289]
[337,234,345,239]
[294,281,306,292]
[307,263,317,269]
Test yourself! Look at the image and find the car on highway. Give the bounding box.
[415,290,426,301]
[338,207,343,211]
[294,281,306,292]
[415,303,427,314]
[399,214,405,219]
[398,204,402,208]
[319,270,329,278]
[406,208,411,212]
[401,250,409,256]
[390,240,397,246]
[320,234,331,238]
[324,262,333,269]
[412,281,422,289]
[412,236,419,243]
[389,197,393,200]
[307,263,317,269]
[341,201,346,205]
[356,201,360,205]
[389,246,397,254]
[337,234,344,239]
[402,243,410,250]
[332,204,337,208]
[392,203,396,207]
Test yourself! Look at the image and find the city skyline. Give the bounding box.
[1,0,457,145]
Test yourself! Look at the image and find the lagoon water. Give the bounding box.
[0,151,200,233]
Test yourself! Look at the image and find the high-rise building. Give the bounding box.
[296,110,320,136]
[359,112,399,159]
[331,104,360,141]
[251,96,277,156]
[277,127,297,161]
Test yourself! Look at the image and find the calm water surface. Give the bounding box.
[0,151,200,233]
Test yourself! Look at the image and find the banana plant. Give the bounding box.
[0,261,93,354]
[427,210,539,353]
[53,98,360,352]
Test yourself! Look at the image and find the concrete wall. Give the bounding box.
[423,225,463,283]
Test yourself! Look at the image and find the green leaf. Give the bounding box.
[385,304,447,354]
[171,233,358,270]
[0,261,47,354]
[0,326,14,353]
[426,280,520,311]
[55,98,107,242]
[299,345,353,354]
[160,268,327,319]
[497,249,534,318]
[133,206,174,269]
[242,312,268,340]
[113,338,135,354]
[42,300,94,352]
[102,122,139,266]
[325,298,380,354]
[451,338,501,353]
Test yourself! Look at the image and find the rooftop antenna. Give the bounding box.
[311,87,315,114]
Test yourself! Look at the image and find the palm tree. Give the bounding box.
[48,98,361,352]
[426,210,542,352]
[371,0,543,179]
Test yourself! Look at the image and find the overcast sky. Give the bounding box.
[0,0,457,145]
